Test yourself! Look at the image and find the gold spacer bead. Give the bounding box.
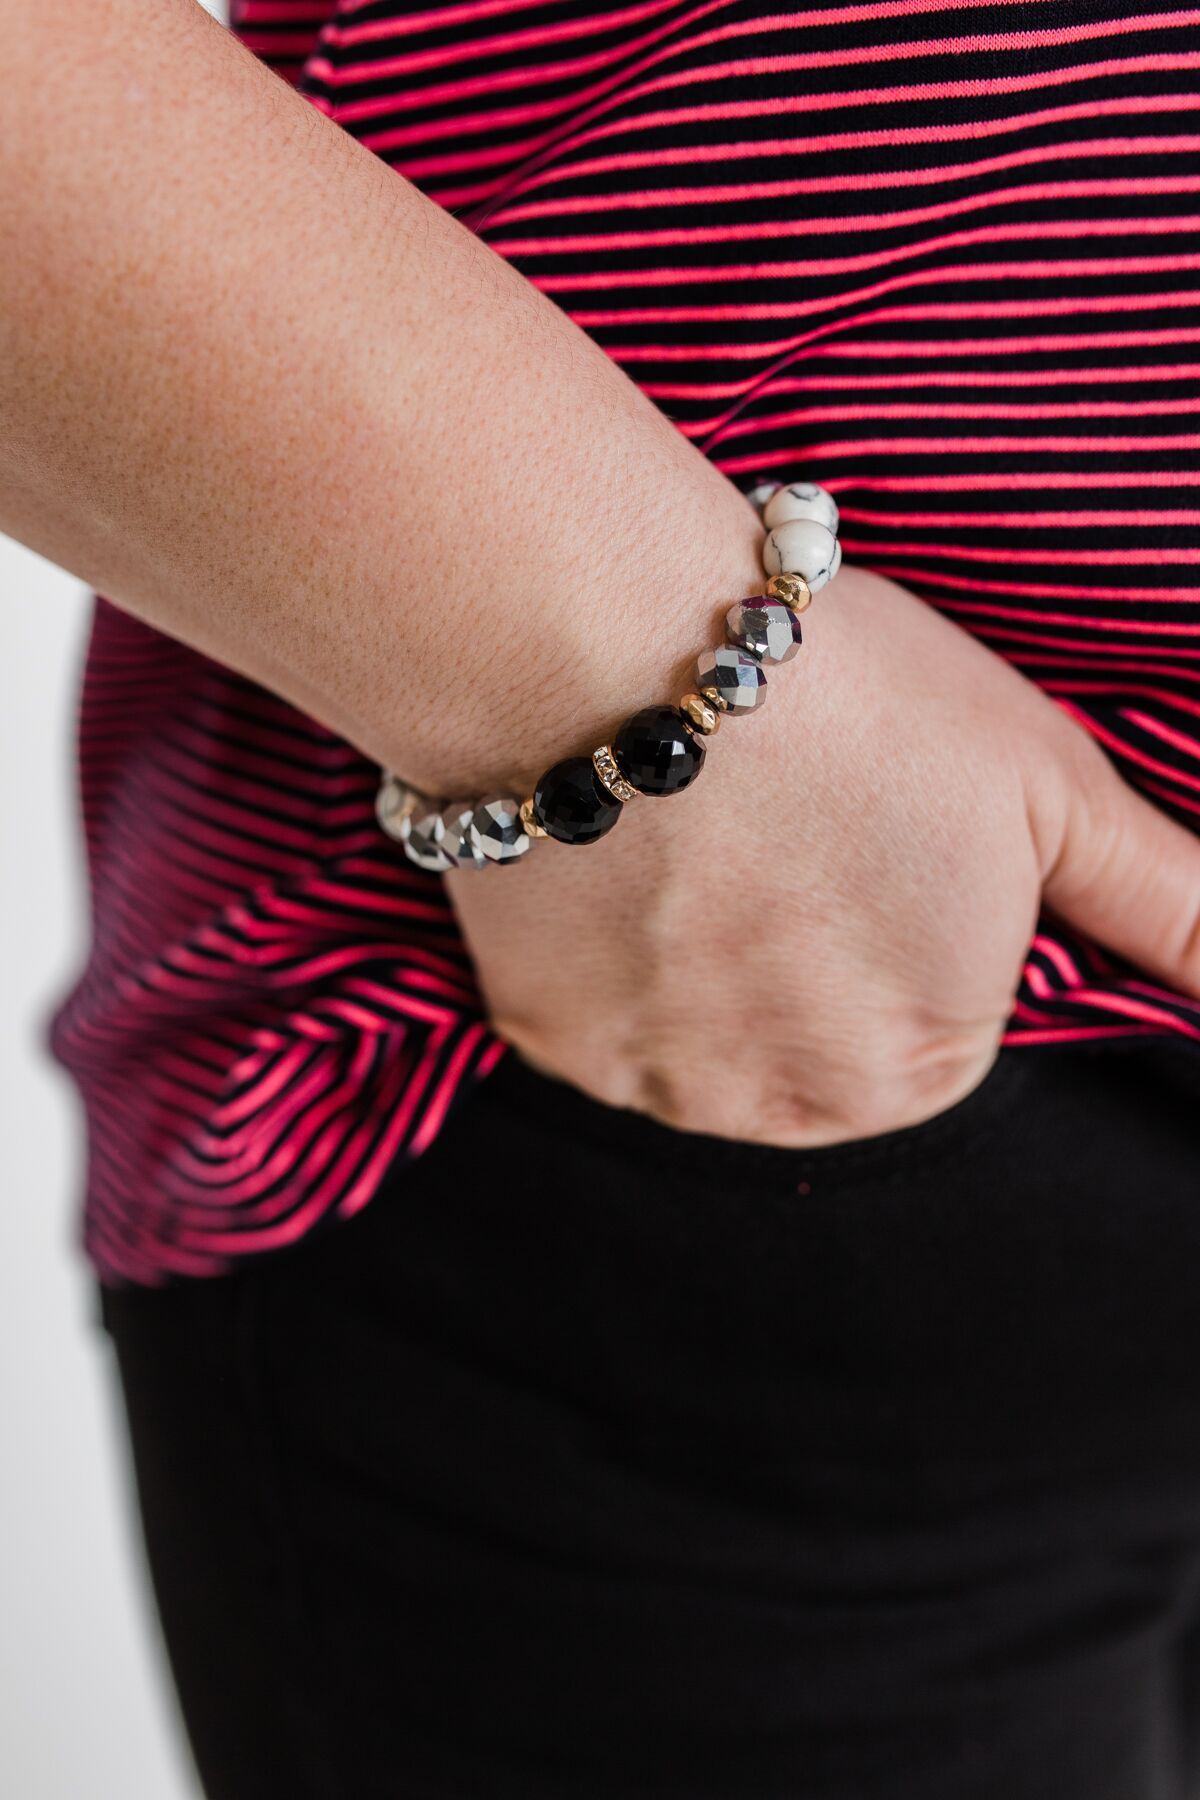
[766,572,812,612]
[592,744,638,804]
[699,684,730,714]
[519,796,548,838]
[679,692,721,736]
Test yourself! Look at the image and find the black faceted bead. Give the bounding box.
[534,756,623,845]
[613,705,706,797]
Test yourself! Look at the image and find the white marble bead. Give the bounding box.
[762,518,839,593]
[763,481,839,537]
[744,479,782,513]
[829,536,843,583]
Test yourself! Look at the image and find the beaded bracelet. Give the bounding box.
[375,479,841,871]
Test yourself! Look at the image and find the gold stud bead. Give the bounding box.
[592,745,638,804]
[766,572,812,612]
[679,692,720,736]
[699,684,730,714]
[519,796,548,838]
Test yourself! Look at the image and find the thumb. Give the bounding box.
[1035,720,1200,1000]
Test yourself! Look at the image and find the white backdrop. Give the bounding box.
[5,7,271,1791]
[0,537,198,1798]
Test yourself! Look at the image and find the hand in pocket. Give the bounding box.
[448,567,1200,1147]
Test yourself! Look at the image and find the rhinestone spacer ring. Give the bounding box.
[592,744,639,803]
[376,479,840,868]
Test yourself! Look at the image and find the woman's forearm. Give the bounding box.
[0,0,759,792]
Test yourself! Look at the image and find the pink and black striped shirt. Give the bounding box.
[49,0,1200,1284]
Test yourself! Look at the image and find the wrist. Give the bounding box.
[393,470,765,799]
[381,474,841,870]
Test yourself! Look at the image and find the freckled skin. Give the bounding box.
[2,0,1199,1143]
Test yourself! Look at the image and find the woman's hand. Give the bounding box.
[448,565,1200,1146]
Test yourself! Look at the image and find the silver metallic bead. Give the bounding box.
[762,481,839,536]
[726,598,803,664]
[762,518,838,594]
[694,644,767,713]
[469,793,532,864]
[375,773,418,842]
[440,803,489,869]
[401,801,454,873]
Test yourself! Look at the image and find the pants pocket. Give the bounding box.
[484,1037,1036,1195]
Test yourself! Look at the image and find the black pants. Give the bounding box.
[100,1043,1200,1800]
